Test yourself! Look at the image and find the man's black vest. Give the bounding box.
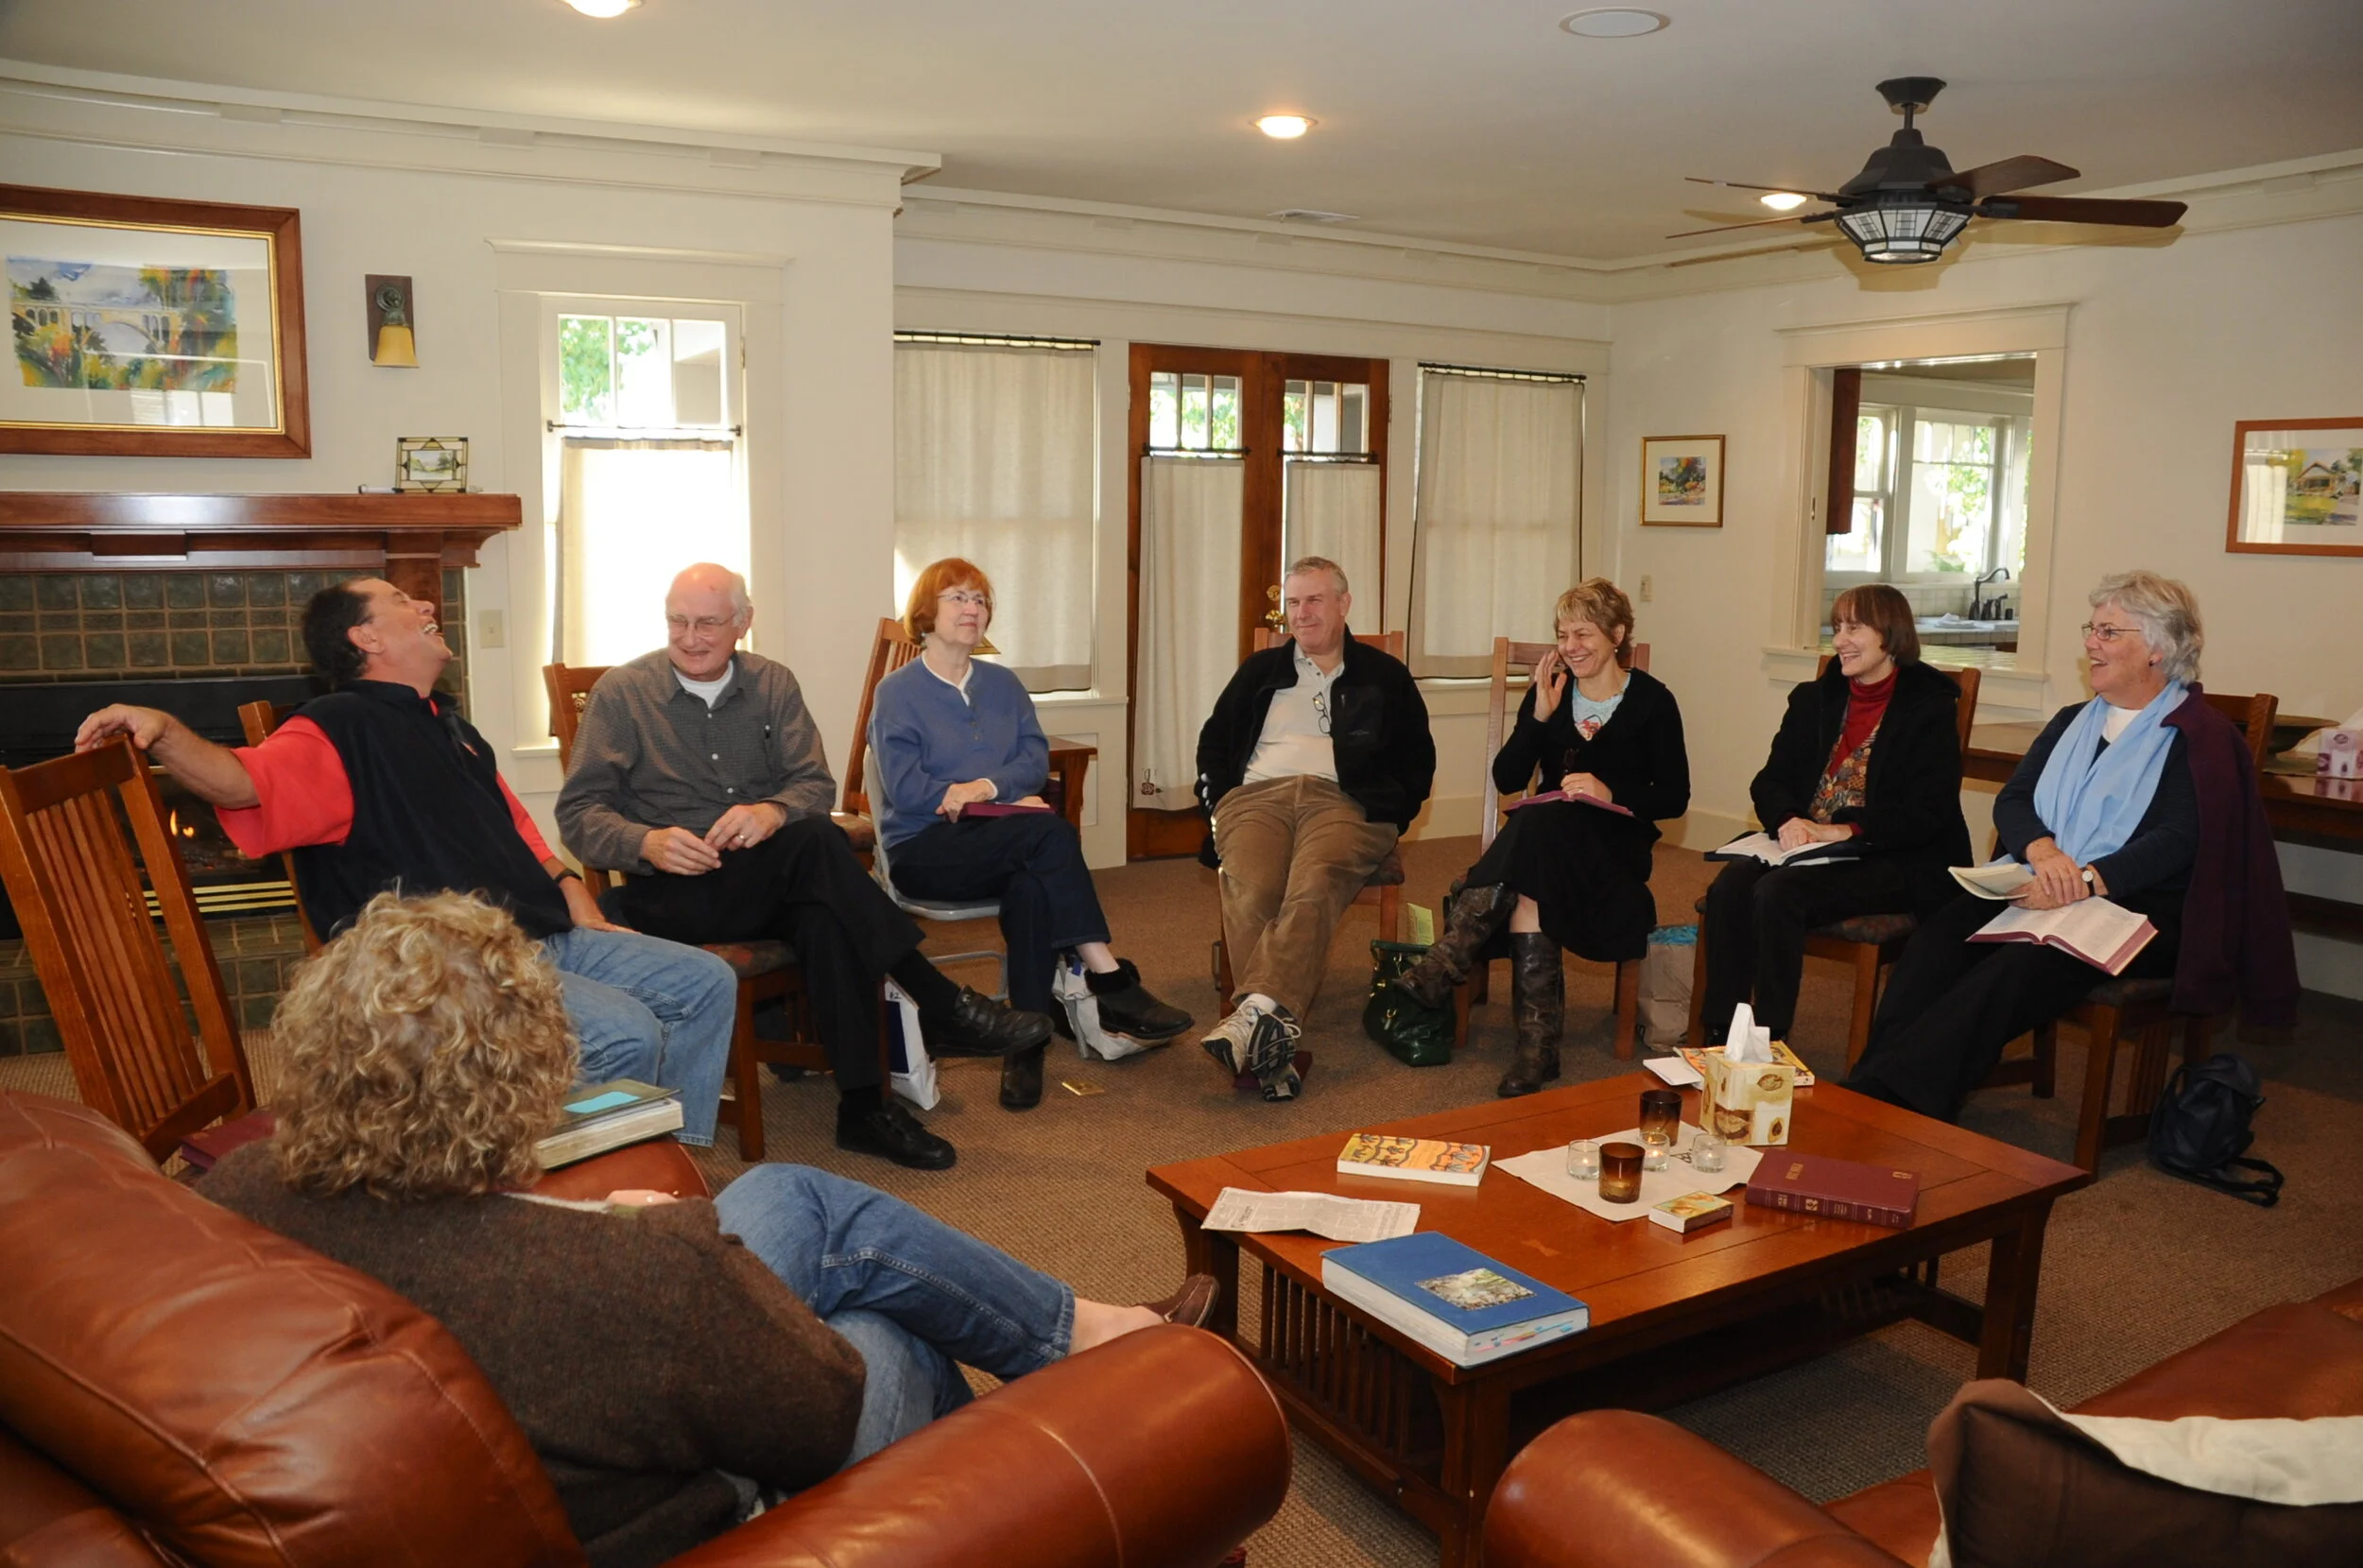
[289,681,572,940]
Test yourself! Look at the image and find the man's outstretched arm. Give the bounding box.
[75,705,259,808]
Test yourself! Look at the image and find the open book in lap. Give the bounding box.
[1505,789,1634,818]
[1708,831,1859,867]
[1969,897,2159,975]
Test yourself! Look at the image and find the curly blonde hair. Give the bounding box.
[271,891,577,1201]
[1553,578,1637,669]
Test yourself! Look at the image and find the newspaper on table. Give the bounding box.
[1203,1188,1421,1243]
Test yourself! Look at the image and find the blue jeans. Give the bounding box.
[714,1165,1075,1460]
[542,927,735,1146]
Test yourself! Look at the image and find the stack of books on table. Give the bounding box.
[533,1080,683,1169]
[1319,1232,1588,1367]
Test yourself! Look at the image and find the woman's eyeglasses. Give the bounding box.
[939,590,992,609]
[2079,622,2136,644]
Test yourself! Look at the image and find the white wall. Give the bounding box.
[1606,212,2363,993]
[894,206,1614,864]
[0,73,913,850]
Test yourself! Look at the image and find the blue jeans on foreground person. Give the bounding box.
[542,926,736,1146]
[714,1164,1076,1462]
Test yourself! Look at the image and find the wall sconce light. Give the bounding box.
[367,275,418,367]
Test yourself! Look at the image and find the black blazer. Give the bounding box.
[1195,629,1435,832]
[1749,659,1971,875]
[1493,665,1689,842]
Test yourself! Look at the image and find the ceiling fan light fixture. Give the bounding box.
[1254,114,1316,140]
[561,0,641,15]
[1559,9,1670,37]
[1758,191,1809,212]
[1835,191,1970,264]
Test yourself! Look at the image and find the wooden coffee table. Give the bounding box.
[1146,1075,2090,1568]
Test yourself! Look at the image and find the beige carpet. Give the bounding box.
[11,838,2358,1567]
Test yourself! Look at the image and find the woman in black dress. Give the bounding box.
[1395,578,1688,1095]
[1697,583,1970,1044]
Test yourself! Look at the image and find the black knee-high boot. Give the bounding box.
[1499,932,1564,1098]
[1393,884,1516,1008]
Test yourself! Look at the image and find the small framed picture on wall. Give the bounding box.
[2224,417,2363,557]
[395,436,468,492]
[1640,434,1725,526]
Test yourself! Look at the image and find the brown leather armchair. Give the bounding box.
[1482,1278,2363,1568]
[0,1093,1289,1568]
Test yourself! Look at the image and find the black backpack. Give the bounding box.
[2147,1053,2284,1206]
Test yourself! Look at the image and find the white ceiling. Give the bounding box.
[5,0,2359,261]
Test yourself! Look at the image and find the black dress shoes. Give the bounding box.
[999,1045,1046,1111]
[923,987,1055,1059]
[835,1097,957,1171]
[1087,958,1193,1042]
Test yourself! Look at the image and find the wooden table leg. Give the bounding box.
[1171,1201,1241,1341]
[1433,1379,1512,1568]
[1977,1202,2055,1381]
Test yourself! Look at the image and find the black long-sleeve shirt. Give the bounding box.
[1994,702,2199,908]
[1492,664,1689,831]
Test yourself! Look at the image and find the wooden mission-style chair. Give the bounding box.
[0,738,256,1163]
[1454,636,1655,1061]
[543,661,899,1163]
[237,698,323,954]
[1209,628,1409,1004]
[1682,660,1982,1068]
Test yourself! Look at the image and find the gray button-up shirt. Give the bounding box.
[556,649,837,873]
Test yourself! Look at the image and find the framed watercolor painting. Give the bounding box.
[396,436,469,493]
[2225,418,2363,557]
[2,184,310,457]
[1640,434,1725,526]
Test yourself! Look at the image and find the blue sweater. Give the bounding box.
[868,657,1048,848]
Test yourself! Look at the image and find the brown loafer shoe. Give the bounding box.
[1140,1272,1220,1328]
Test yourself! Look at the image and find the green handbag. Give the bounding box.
[1361,939,1455,1067]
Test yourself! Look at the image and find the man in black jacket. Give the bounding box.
[1194,558,1434,1099]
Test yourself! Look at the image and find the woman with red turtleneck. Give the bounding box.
[1698,584,1971,1044]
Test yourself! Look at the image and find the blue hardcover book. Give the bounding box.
[1319,1232,1588,1366]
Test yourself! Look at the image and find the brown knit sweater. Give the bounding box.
[202,1145,864,1568]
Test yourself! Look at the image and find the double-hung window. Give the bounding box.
[1826,401,2030,583]
[547,301,747,668]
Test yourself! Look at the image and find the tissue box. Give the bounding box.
[2320,730,2361,780]
[1700,1049,1795,1146]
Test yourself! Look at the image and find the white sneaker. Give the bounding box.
[1199,1001,1263,1077]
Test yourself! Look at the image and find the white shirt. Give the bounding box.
[673,665,733,708]
[1244,645,1342,784]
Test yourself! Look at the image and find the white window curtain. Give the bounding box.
[894,342,1095,691]
[1411,372,1582,679]
[1135,457,1243,811]
[1283,460,1383,611]
[557,437,743,668]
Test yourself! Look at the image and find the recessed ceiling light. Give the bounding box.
[1254,114,1316,140]
[1559,9,1669,38]
[561,0,641,17]
[1758,192,1810,212]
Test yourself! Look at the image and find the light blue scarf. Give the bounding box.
[2027,681,2185,865]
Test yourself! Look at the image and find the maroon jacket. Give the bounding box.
[2163,689,2299,1027]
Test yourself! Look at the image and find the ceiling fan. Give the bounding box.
[1672,78,2188,264]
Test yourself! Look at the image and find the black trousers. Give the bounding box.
[1843,890,2181,1123]
[887,813,1110,1014]
[1699,855,1928,1040]
[616,816,925,1094]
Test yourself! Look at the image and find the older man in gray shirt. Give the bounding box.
[556,564,1051,1172]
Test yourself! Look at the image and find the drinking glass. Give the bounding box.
[1565,1138,1602,1180]
[1598,1142,1644,1203]
[1638,1088,1682,1144]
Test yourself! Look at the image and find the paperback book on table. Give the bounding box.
[1337,1133,1491,1187]
[533,1079,683,1169]
[1319,1232,1587,1366]
[1744,1152,1919,1229]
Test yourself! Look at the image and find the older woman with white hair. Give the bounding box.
[1846,570,2296,1123]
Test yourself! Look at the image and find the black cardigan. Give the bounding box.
[1493,665,1689,841]
[1196,629,1435,831]
[1750,659,1972,875]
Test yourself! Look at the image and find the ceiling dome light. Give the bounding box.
[1757,191,1809,212]
[561,0,641,17]
[1833,190,1972,264]
[1559,9,1669,38]
[1254,114,1315,140]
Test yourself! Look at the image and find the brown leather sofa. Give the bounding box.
[1484,1277,2363,1568]
[0,1092,1290,1568]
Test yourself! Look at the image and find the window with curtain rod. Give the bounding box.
[893,330,1098,351]
[1417,361,1586,385]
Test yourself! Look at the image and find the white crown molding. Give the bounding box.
[0,59,937,208]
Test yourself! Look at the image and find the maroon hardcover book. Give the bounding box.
[1744,1151,1919,1229]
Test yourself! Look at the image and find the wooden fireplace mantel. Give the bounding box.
[0,491,523,612]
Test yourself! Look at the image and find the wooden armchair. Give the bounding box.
[1210,628,1408,1003]
[237,698,323,953]
[0,738,256,1163]
[1455,638,1653,1060]
[1684,661,1983,1066]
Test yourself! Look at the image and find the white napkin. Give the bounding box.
[1726,1002,1774,1063]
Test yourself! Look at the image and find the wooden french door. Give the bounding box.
[1125,343,1389,859]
